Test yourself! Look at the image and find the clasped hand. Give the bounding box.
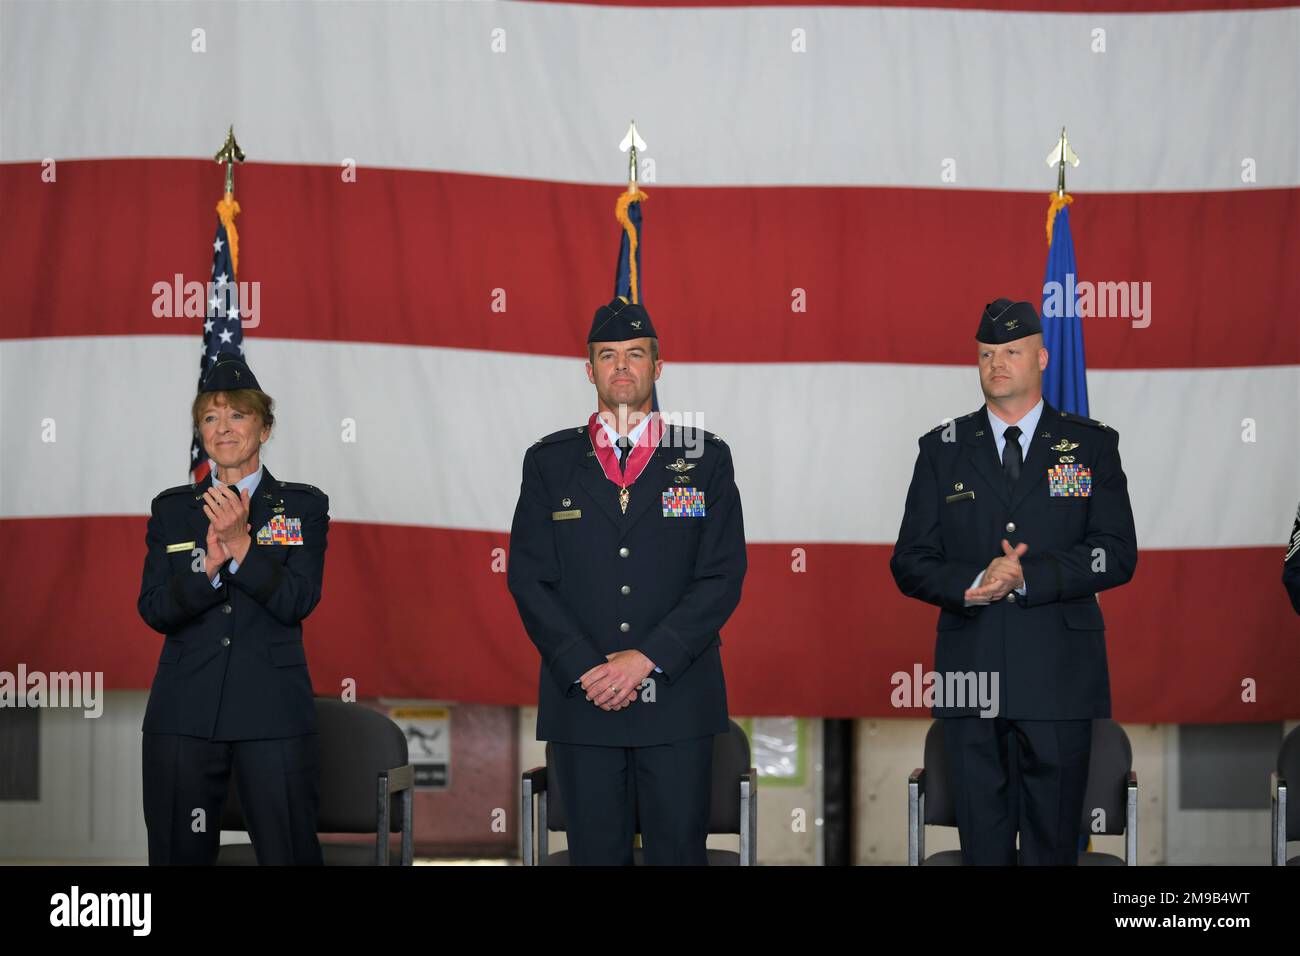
[964,538,1028,604]
[579,650,655,711]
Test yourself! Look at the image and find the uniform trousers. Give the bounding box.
[550,735,714,866]
[943,716,1092,866]
[142,732,324,865]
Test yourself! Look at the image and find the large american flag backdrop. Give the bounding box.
[1,1,1297,722]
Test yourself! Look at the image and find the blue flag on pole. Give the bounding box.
[1043,195,1093,857]
[1041,197,1089,417]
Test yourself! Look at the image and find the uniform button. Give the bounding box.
[222,604,232,614]
[618,547,630,558]
[1005,522,1016,533]
[620,622,630,633]
[1006,592,1016,603]
[220,637,231,647]
[620,585,631,595]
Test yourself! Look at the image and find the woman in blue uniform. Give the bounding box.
[138,354,330,865]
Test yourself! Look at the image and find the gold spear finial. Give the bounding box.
[1045,127,1079,197]
[619,120,647,187]
[214,125,246,197]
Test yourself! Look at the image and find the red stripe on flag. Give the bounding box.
[2,516,1295,722]
[2,160,1296,368]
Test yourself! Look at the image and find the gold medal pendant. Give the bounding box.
[618,487,630,514]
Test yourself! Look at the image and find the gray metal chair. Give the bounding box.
[218,697,415,865]
[908,717,1137,865]
[1270,724,1300,865]
[521,719,757,865]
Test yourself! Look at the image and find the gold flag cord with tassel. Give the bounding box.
[614,185,648,304]
[215,195,242,276]
[1045,191,1072,246]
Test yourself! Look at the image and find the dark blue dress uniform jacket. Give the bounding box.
[138,467,329,741]
[1284,503,1300,615]
[507,424,747,747]
[890,404,1138,720]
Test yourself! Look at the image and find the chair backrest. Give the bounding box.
[921,718,1133,833]
[1278,724,1300,840]
[221,698,410,834]
[921,720,957,826]
[545,719,751,834]
[1079,718,1132,835]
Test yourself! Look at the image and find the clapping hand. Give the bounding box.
[204,523,229,579]
[203,485,252,564]
[964,539,1028,604]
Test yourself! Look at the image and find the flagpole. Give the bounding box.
[214,125,245,200]
[616,121,655,412]
[190,127,248,482]
[1048,126,1078,198]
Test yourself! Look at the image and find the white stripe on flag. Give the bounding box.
[2,335,1296,548]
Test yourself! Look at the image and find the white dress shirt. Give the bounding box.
[596,411,652,459]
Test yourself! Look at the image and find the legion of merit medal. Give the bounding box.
[587,410,665,515]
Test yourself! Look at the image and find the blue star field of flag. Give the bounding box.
[189,217,245,481]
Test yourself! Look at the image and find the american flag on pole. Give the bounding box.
[189,196,245,484]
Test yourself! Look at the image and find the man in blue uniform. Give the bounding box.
[138,354,329,864]
[891,299,1138,865]
[507,297,747,865]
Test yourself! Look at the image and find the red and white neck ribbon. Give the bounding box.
[587,410,664,488]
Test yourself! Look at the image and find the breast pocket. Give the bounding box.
[168,546,208,574]
[663,515,705,533]
[942,491,978,524]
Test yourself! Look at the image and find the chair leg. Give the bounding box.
[521,777,534,866]
[538,791,549,861]
[376,773,391,868]
[739,770,757,866]
[1126,771,1138,866]
[1271,775,1287,867]
[401,788,414,866]
[908,771,924,866]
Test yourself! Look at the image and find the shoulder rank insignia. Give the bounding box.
[155,483,197,500]
[536,426,588,447]
[278,481,325,497]
[1059,410,1110,431]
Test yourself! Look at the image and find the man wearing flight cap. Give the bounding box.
[891,298,1138,865]
[507,297,747,865]
[138,353,330,864]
